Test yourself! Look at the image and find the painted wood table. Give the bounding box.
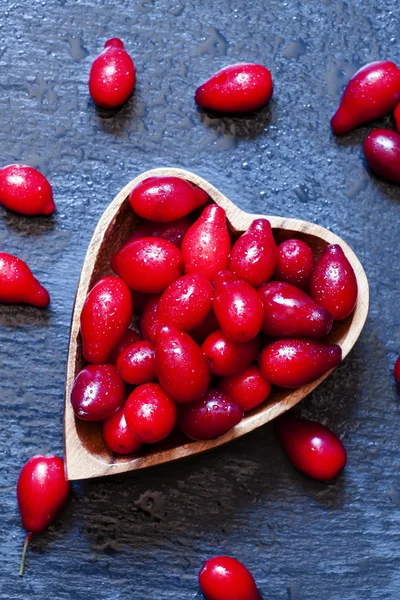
[0,1,399,598]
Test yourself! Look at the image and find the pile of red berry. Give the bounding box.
[70,175,358,454]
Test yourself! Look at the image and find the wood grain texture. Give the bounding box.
[64,167,369,481]
[0,1,399,599]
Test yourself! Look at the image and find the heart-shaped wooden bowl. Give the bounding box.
[64,167,369,480]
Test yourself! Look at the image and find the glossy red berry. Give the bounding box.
[179,389,243,441]
[103,406,142,454]
[124,383,177,443]
[202,330,260,376]
[0,252,50,307]
[258,281,333,338]
[17,455,70,534]
[0,164,55,215]
[102,38,123,49]
[394,103,400,133]
[140,294,161,341]
[275,415,347,480]
[17,455,70,575]
[195,63,273,113]
[129,176,208,222]
[157,273,213,332]
[394,357,400,384]
[181,205,231,281]
[128,215,193,248]
[155,325,210,403]
[275,238,315,289]
[89,38,135,108]
[213,269,239,287]
[218,365,271,413]
[117,340,156,385]
[108,328,142,364]
[80,276,133,364]
[199,556,262,600]
[229,219,277,288]
[259,338,342,388]
[310,244,358,320]
[363,129,400,182]
[71,364,125,421]
[111,237,183,293]
[331,61,400,135]
[214,279,264,342]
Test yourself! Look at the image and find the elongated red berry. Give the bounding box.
[155,325,210,403]
[218,365,271,413]
[275,238,315,290]
[129,177,208,222]
[199,556,262,600]
[0,165,55,215]
[17,455,70,576]
[71,364,125,421]
[125,383,177,443]
[214,279,264,342]
[331,61,400,135]
[195,63,273,113]
[128,216,192,248]
[394,357,400,385]
[89,38,135,108]
[310,244,358,320]
[258,281,333,338]
[108,328,142,364]
[17,455,70,534]
[0,252,50,307]
[140,294,161,341]
[80,276,133,364]
[103,406,142,454]
[111,237,183,293]
[180,389,243,441]
[202,330,260,376]
[213,269,239,287]
[259,338,342,388]
[117,340,157,385]
[229,219,277,287]
[363,129,400,182]
[275,414,347,480]
[181,205,231,281]
[157,273,213,332]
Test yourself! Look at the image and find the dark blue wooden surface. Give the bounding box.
[0,1,399,598]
